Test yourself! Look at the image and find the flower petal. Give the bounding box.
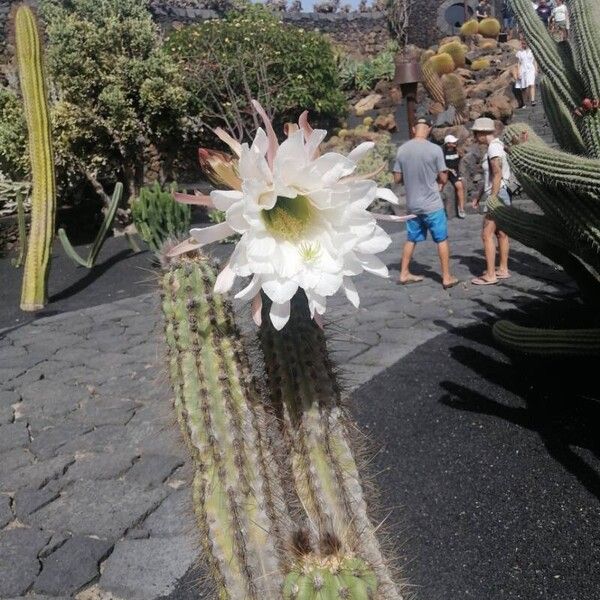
[252,294,263,326]
[214,127,242,157]
[372,213,417,222]
[342,277,360,308]
[376,187,399,204]
[210,190,243,211]
[252,100,279,171]
[214,263,236,294]
[235,275,262,301]
[347,141,375,163]
[262,278,299,304]
[270,300,291,330]
[356,253,389,278]
[165,238,201,258]
[174,192,214,207]
[190,223,235,246]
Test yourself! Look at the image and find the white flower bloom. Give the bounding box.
[173,104,413,330]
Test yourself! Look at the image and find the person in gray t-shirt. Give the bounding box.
[393,117,459,289]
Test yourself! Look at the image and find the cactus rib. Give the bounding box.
[16,5,56,311]
[161,255,289,599]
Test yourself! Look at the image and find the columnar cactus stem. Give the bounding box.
[161,255,290,599]
[15,5,56,311]
[493,321,600,356]
[420,59,445,106]
[259,293,403,600]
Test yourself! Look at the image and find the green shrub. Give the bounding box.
[338,42,398,92]
[166,6,345,138]
[0,85,28,182]
[132,183,191,252]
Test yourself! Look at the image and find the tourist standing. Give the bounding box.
[443,134,466,219]
[502,0,516,37]
[536,0,552,26]
[393,117,459,289]
[476,0,489,22]
[470,118,512,285]
[551,0,569,40]
[515,39,537,107]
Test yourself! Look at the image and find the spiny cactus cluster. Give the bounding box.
[132,182,191,253]
[488,0,600,353]
[14,5,56,311]
[160,255,404,599]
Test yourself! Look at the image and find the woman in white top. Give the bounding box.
[551,0,569,41]
[515,39,537,107]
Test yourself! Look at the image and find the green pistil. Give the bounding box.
[261,195,314,241]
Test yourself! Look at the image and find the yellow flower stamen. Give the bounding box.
[261,195,314,241]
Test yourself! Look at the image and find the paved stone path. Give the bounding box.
[0,103,573,599]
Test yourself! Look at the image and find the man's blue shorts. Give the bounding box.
[406,208,448,243]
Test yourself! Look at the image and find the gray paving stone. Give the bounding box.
[0,389,21,406]
[33,535,112,596]
[61,452,137,483]
[14,487,60,518]
[98,535,197,599]
[59,425,134,455]
[0,401,14,424]
[0,447,34,478]
[19,380,86,420]
[0,494,13,528]
[29,479,168,539]
[5,595,70,599]
[0,422,29,452]
[125,454,185,488]
[2,455,75,492]
[29,423,93,458]
[0,528,51,597]
[142,488,191,537]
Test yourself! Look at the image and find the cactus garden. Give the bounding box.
[0,0,599,599]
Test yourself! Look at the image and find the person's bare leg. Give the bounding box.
[496,229,510,276]
[530,84,536,104]
[455,180,465,216]
[481,216,498,281]
[399,241,423,283]
[437,240,457,286]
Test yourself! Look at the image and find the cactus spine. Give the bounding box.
[478,18,501,39]
[259,294,402,600]
[15,5,56,311]
[161,255,290,599]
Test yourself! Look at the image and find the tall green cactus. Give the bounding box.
[15,5,56,311]
[161,254,291,599]
[259,294,403,600]
[488,0,600,353]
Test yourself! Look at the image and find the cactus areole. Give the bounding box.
[15,5,57,311]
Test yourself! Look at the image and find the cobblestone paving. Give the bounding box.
[0,105,569,599]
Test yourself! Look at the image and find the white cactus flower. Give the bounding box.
[171,102,413,330]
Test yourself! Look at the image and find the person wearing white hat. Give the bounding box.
[443,134,466,219]
[470,117,512,285]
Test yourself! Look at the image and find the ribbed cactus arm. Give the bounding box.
[15,5,56,311]
[259,294,404,600]
[540,77,586,156]
[569,0,600,99]
[161,256,289,599]
[509,0,583,108]
[493,321,600,356]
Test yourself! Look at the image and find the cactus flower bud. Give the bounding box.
[198,148,242,191]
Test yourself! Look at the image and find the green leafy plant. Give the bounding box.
[132,182,191,253]
[58,182,123,268]
[37,0,189,206]
[338,42,398,92]
[166,6,345,141]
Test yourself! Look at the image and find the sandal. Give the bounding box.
[443,280,460,290]
[495,271,511,279]
[471,276,498,286]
